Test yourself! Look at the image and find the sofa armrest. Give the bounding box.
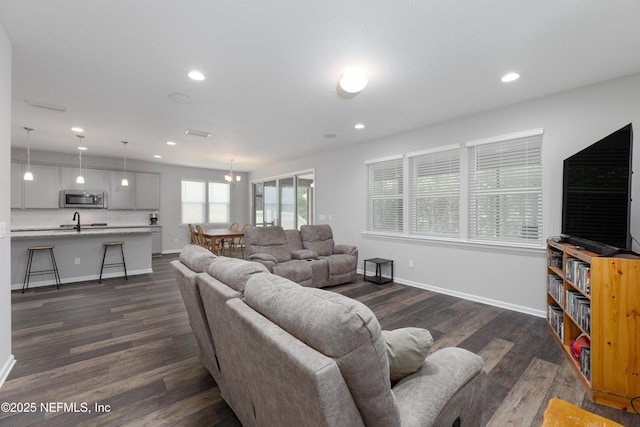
[291,249,318,260]
[247,253,278,272]
[392,347,487,427]
[333,244,357,256]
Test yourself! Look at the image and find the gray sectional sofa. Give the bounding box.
[171,244,487,427]
[244,224,358,287]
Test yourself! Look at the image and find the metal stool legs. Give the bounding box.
[99,242,128,283]
[22,245,61,293]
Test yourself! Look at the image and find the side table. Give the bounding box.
[363,258,394,285]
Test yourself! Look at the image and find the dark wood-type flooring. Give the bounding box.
[2,254,639,426]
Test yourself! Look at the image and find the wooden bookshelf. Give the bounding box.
[546,239,640,412]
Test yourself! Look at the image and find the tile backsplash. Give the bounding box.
[11,209,158,229]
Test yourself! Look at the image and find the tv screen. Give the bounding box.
[562,123,633,251]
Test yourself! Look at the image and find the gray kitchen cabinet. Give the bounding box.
[61,167,108,192]
[151,226,162,255]
[24,164,61,208]
[11,163,23,208]
[107,171,136,209]
[135,172,160,210]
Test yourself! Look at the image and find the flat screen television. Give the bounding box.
[561,123,633,254]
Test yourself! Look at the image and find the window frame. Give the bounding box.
[181,179,230,225]
[364,129,544,249]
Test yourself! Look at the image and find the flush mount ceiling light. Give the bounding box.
[23,127,34,181]
[188,70,205,81]
[501,72,520,83]
[225,159,241,184]
[154,154,162,159]
[354,123,365,129]
[339,69,368,93]
[121,141,129,186]
[185,129,211,138]
[75,135,85,184]
[71,127,84,133]
[166,141,176,146]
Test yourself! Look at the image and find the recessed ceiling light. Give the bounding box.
[166,141,176,146]
[71,127,84,133]
[339,69,368,93]
[77,146,87,151]
[154,154,162,159]
[188,70,205,81]
[501,72,520,83]
[354,123,365,129]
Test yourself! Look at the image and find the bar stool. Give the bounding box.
[22,245,61,293]
[99,241,128,283]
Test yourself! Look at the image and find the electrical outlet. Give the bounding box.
[75,258,81,265]
[408,260,414,269]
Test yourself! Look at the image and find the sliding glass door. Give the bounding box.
[252,171,314,229]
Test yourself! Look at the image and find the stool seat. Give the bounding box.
[99,241,128,283]
[23,245,61,293]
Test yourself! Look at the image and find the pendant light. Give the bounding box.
[23,127,34,181]
[225,159,241,184]
[76,134,85,184]
[121,141,129,186]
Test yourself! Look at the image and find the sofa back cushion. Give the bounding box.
[244,225,292,263]
[179,244,216,272]
[284,229,304,251]
[207,256,269,292]
[300,224,335,256]
[244,273,401,427]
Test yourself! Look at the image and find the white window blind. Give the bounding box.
[467,132,542,244]
[409,146,460,237]
[366,156,403,232]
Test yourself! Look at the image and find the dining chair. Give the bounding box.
[188,224,199,245]
[223,223,240,256]
[234,223,251,258]
[195,225,213,253]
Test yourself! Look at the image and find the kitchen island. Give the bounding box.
[11,227,153,290]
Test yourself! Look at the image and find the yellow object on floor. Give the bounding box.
[542,398,624,426]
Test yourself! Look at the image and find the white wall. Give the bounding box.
[10,149,250,253]
[250,73,640,316]
[0,23,15,387]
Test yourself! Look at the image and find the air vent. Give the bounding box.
[26,99,67,112]
[185,129,211,138]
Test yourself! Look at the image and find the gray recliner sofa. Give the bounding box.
[244,224,358,287]
[171,244,488,427]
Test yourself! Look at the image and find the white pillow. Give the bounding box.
[382,327,433,381]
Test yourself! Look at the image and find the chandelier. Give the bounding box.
[225,159,241,184]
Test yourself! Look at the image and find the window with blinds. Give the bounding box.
[408,145,460,237]
[467,131,543,245]
[366,156,403,232]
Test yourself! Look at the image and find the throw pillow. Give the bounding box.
[382,327,433,382]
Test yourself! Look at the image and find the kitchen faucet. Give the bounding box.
[73,211,81,231]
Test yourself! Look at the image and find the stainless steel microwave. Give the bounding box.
[59,190,107,208]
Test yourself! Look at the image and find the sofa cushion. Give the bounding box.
[208,256,269,292]
[300,224,335,256]
[382,328,433,382]
[244,273,401,427]
[284,229,304,251]
[179,244,216,273]
[244,226,292,263]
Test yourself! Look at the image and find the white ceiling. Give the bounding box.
[2,0,640,172]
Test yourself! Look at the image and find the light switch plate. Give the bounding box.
[0,221,5,238]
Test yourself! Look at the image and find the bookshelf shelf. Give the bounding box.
[546,239,640,412]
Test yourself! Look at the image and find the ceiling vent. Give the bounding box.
[185,129,211,138]
[26,99,67,112]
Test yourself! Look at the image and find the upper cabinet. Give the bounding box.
[11,163,23,208]
[11,161,160,210]
[108,171,136,209]
[61,167,108,192]
[135,172,161,210]
[23,164,61,208]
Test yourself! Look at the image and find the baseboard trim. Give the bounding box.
[356,269,546,318]
[0,354,16,389]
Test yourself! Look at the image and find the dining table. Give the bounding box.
[203,228,245,256]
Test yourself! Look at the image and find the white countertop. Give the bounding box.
[11,226,157,239]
